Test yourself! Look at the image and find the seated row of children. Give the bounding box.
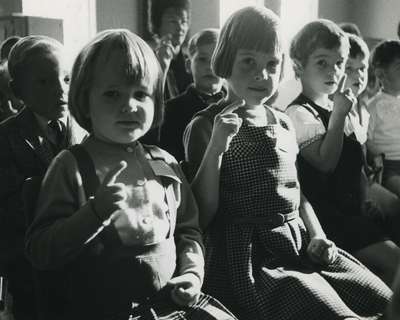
[0,4,399,320]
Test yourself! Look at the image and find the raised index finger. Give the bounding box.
[102,161,127,186]
[220,99,245,115]
[337,73,347,93]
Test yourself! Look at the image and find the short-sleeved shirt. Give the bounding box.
[367,91,400,160]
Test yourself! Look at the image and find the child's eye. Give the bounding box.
[242,57,256,67]
[134,90,150,101]
[267,60,280,73]
[336,60,344,68]
[104,90,120,99]
[316,60,328,68]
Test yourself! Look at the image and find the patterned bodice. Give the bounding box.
[219,111,300,219]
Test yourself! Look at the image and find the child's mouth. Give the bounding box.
[117,120,139,127]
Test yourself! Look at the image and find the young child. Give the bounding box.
[185,7,391,320]
[25,29,236,320]
[0,36,21,62]
[141,0,193,145]
[367,40,400,199]
[0,61,21,122]
[160,28,225,162]
[344,34,400,243]
[0,35,86,320]
[286,20,400,286]
[148,0,193,100]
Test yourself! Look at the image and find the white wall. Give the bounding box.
[96,0,139,34]
[318,0,351,23]
[352,0,399,40]
[190,0,220,36]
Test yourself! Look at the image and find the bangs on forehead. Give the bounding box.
[230,9,282,54]
[94,32,160,87]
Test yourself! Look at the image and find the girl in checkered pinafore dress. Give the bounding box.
[184,6,391,320]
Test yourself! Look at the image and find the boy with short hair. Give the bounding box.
[367,40,400,198]
[0,35,86,319]
[160,28,225,161]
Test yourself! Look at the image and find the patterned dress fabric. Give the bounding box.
[202,107,391,320]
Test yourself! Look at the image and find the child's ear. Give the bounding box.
[374,67,385,82]
[291,58,304,78]
[9,79,23,100]
[185,57,192,75]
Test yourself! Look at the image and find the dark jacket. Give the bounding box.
[0,106,86,317]
[160,84,225,161]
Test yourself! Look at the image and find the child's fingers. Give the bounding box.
[220,99,245,115]
[337,73,347,93]
[102,161,127,186]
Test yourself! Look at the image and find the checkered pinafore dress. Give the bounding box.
[202,106,391,320]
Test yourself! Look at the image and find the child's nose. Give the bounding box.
[254,69,269,81]
[122,97,138,113]
[55,77,68,94]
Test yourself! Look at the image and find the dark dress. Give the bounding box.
[190,101,391,320]
[288,94,388,252]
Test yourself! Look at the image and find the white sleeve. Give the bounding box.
[286,105,326,149]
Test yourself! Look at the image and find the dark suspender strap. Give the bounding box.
[69,145,99,198]
[143,144,177,237]
[68,145,122,249]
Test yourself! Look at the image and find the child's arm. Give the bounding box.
[167,162,205,306]
[300,76,355,173]
[25,151,118,270]
[299,191,338,265]
[188,101,244,229]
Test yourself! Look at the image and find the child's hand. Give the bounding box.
[155,34,179,71]
[332,74,356,118]
[307,237,338,265]
[93,161,128,221]
[168,273,201,307]
[209,100,245,155]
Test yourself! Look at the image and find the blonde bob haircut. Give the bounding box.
[212,6,283,79]
[69,29,164,132]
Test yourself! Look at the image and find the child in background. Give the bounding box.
[0,36,23,122]
[148,0,193,100]
[25,29,236,320]
[367,40,400,199]
[0,36,21,62]
[286,20,400,286]
[185,7,391,320]
[343,34,400,242]
[141,0,193,145]
[0,61,21,122]
[160,28,225,162]
[0,35,86,320]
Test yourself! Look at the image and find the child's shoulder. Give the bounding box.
[141,144,182,169]
[194,101,226,123]
[270,106,295,131]
[141,144,184,182]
